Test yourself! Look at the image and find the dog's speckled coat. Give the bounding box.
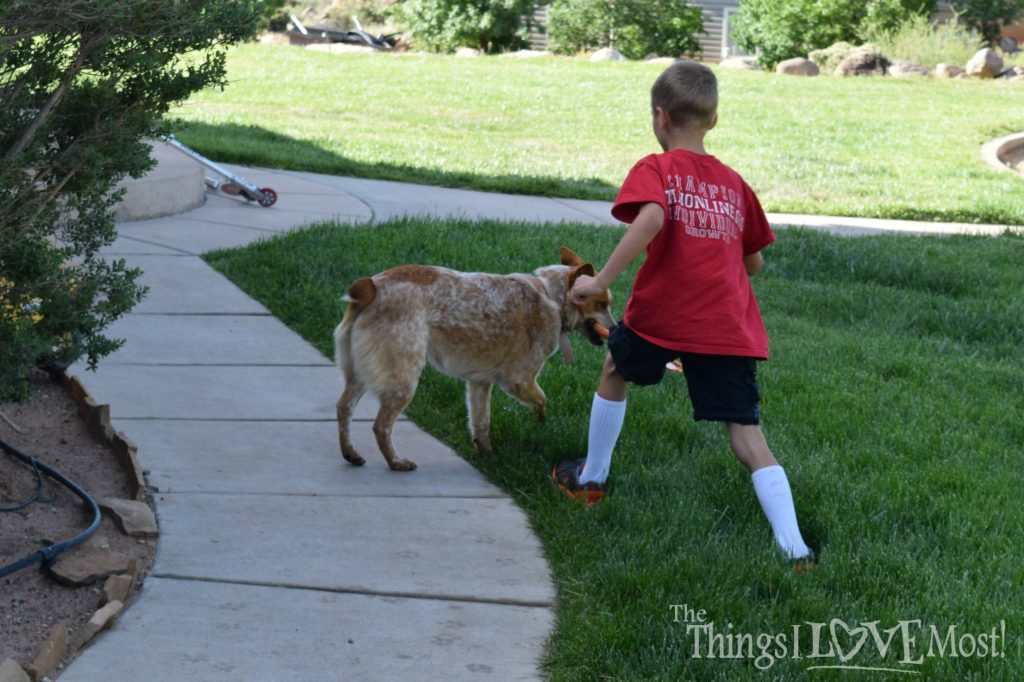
[334,248,614,470]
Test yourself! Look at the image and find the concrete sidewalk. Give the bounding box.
[61,164,1019,682]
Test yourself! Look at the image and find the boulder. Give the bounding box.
[775,57,819,76]
[834,49,889,76]
[965,48,1003,78]
[455,47,481,58]
[997,65,1024,79]
[935,63,965,79]
[590,47,626,62]
[809,41,857,73]
[1000,36,1019,54]
[719,56,760,70]
[888,60,930,78]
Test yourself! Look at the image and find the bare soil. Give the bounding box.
[0,369,155,676]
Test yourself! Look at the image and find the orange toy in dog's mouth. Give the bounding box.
[591,323,683,373]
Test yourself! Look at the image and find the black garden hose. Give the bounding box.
[0,435,102,579]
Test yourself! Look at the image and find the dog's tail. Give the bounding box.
[334,277,377,374]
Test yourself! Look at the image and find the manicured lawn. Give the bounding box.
[204,218,1023,680]
[173,44,1024,225]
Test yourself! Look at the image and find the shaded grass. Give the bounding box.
[205,218,1024,680]
[175,44,1024,224]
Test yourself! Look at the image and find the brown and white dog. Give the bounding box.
[334,247,614,471]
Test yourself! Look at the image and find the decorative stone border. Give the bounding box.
[60,374,146,501]
[0,374,156,682]
[980,132,1024,174]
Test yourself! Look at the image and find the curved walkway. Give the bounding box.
[62,164,1020,682]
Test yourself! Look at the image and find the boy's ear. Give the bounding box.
[707,112,718,131]
[559,247,584,267]
[654,106,671,131]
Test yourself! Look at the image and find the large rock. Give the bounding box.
[834,49,889,76]
[965,48,1003,78]
[775,57,819,76]
[889,60,930,78]
[455,47,481,58]
[809,41,857,73]
[590,47,626,62]
[719,56,760,70]
[935,63,966,79]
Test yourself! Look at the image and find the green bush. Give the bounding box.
[954,0,1024,44]
[731,0,934,68]
[547,0,703,60]
[864,13,983,67]
[388,0,535,53]
[266,0,393,33]
[0,0,260,401]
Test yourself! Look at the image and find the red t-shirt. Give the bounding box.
[612,150,775,359]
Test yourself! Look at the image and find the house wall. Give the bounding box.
[525,2,742,62]
[694,1,741,62]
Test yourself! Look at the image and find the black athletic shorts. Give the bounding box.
[606,323,761,425]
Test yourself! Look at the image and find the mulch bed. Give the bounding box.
[0,369,155,677]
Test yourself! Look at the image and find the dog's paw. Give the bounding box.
[473,437,492,456]
[342,449,366,466]
[389,458,418,472]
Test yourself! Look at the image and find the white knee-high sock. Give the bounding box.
[579,394,626,484]
[751,465,812,560]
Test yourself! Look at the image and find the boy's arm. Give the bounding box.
[744,251,763,277]
[570,202,663,302]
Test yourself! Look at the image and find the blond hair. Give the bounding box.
[651,60,718,131]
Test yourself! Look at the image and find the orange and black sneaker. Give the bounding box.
[551,459,607,507]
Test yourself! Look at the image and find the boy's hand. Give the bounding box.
[570,273,604,304]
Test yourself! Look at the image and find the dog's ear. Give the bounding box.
[559,247,584,267]
[346,277,377,311]
[567,262,596,290]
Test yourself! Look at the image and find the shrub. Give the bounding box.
[0,0,260,402]
[266,0,393,33]
[864,12,983,67]
[547,0,703,60]
[731,0,934,68]
[953,0,1024,45]
[388,0,536,53]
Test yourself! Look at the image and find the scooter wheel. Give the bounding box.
[257,187,278,207]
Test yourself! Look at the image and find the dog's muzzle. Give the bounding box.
[582,319,610,346]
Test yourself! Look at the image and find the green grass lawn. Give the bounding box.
[205,218,1024,680]
[173,44,1024,225]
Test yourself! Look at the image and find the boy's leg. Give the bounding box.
[728,423,812,560]
[579,353,629,483]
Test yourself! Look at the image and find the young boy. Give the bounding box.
[553,61,815,567]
